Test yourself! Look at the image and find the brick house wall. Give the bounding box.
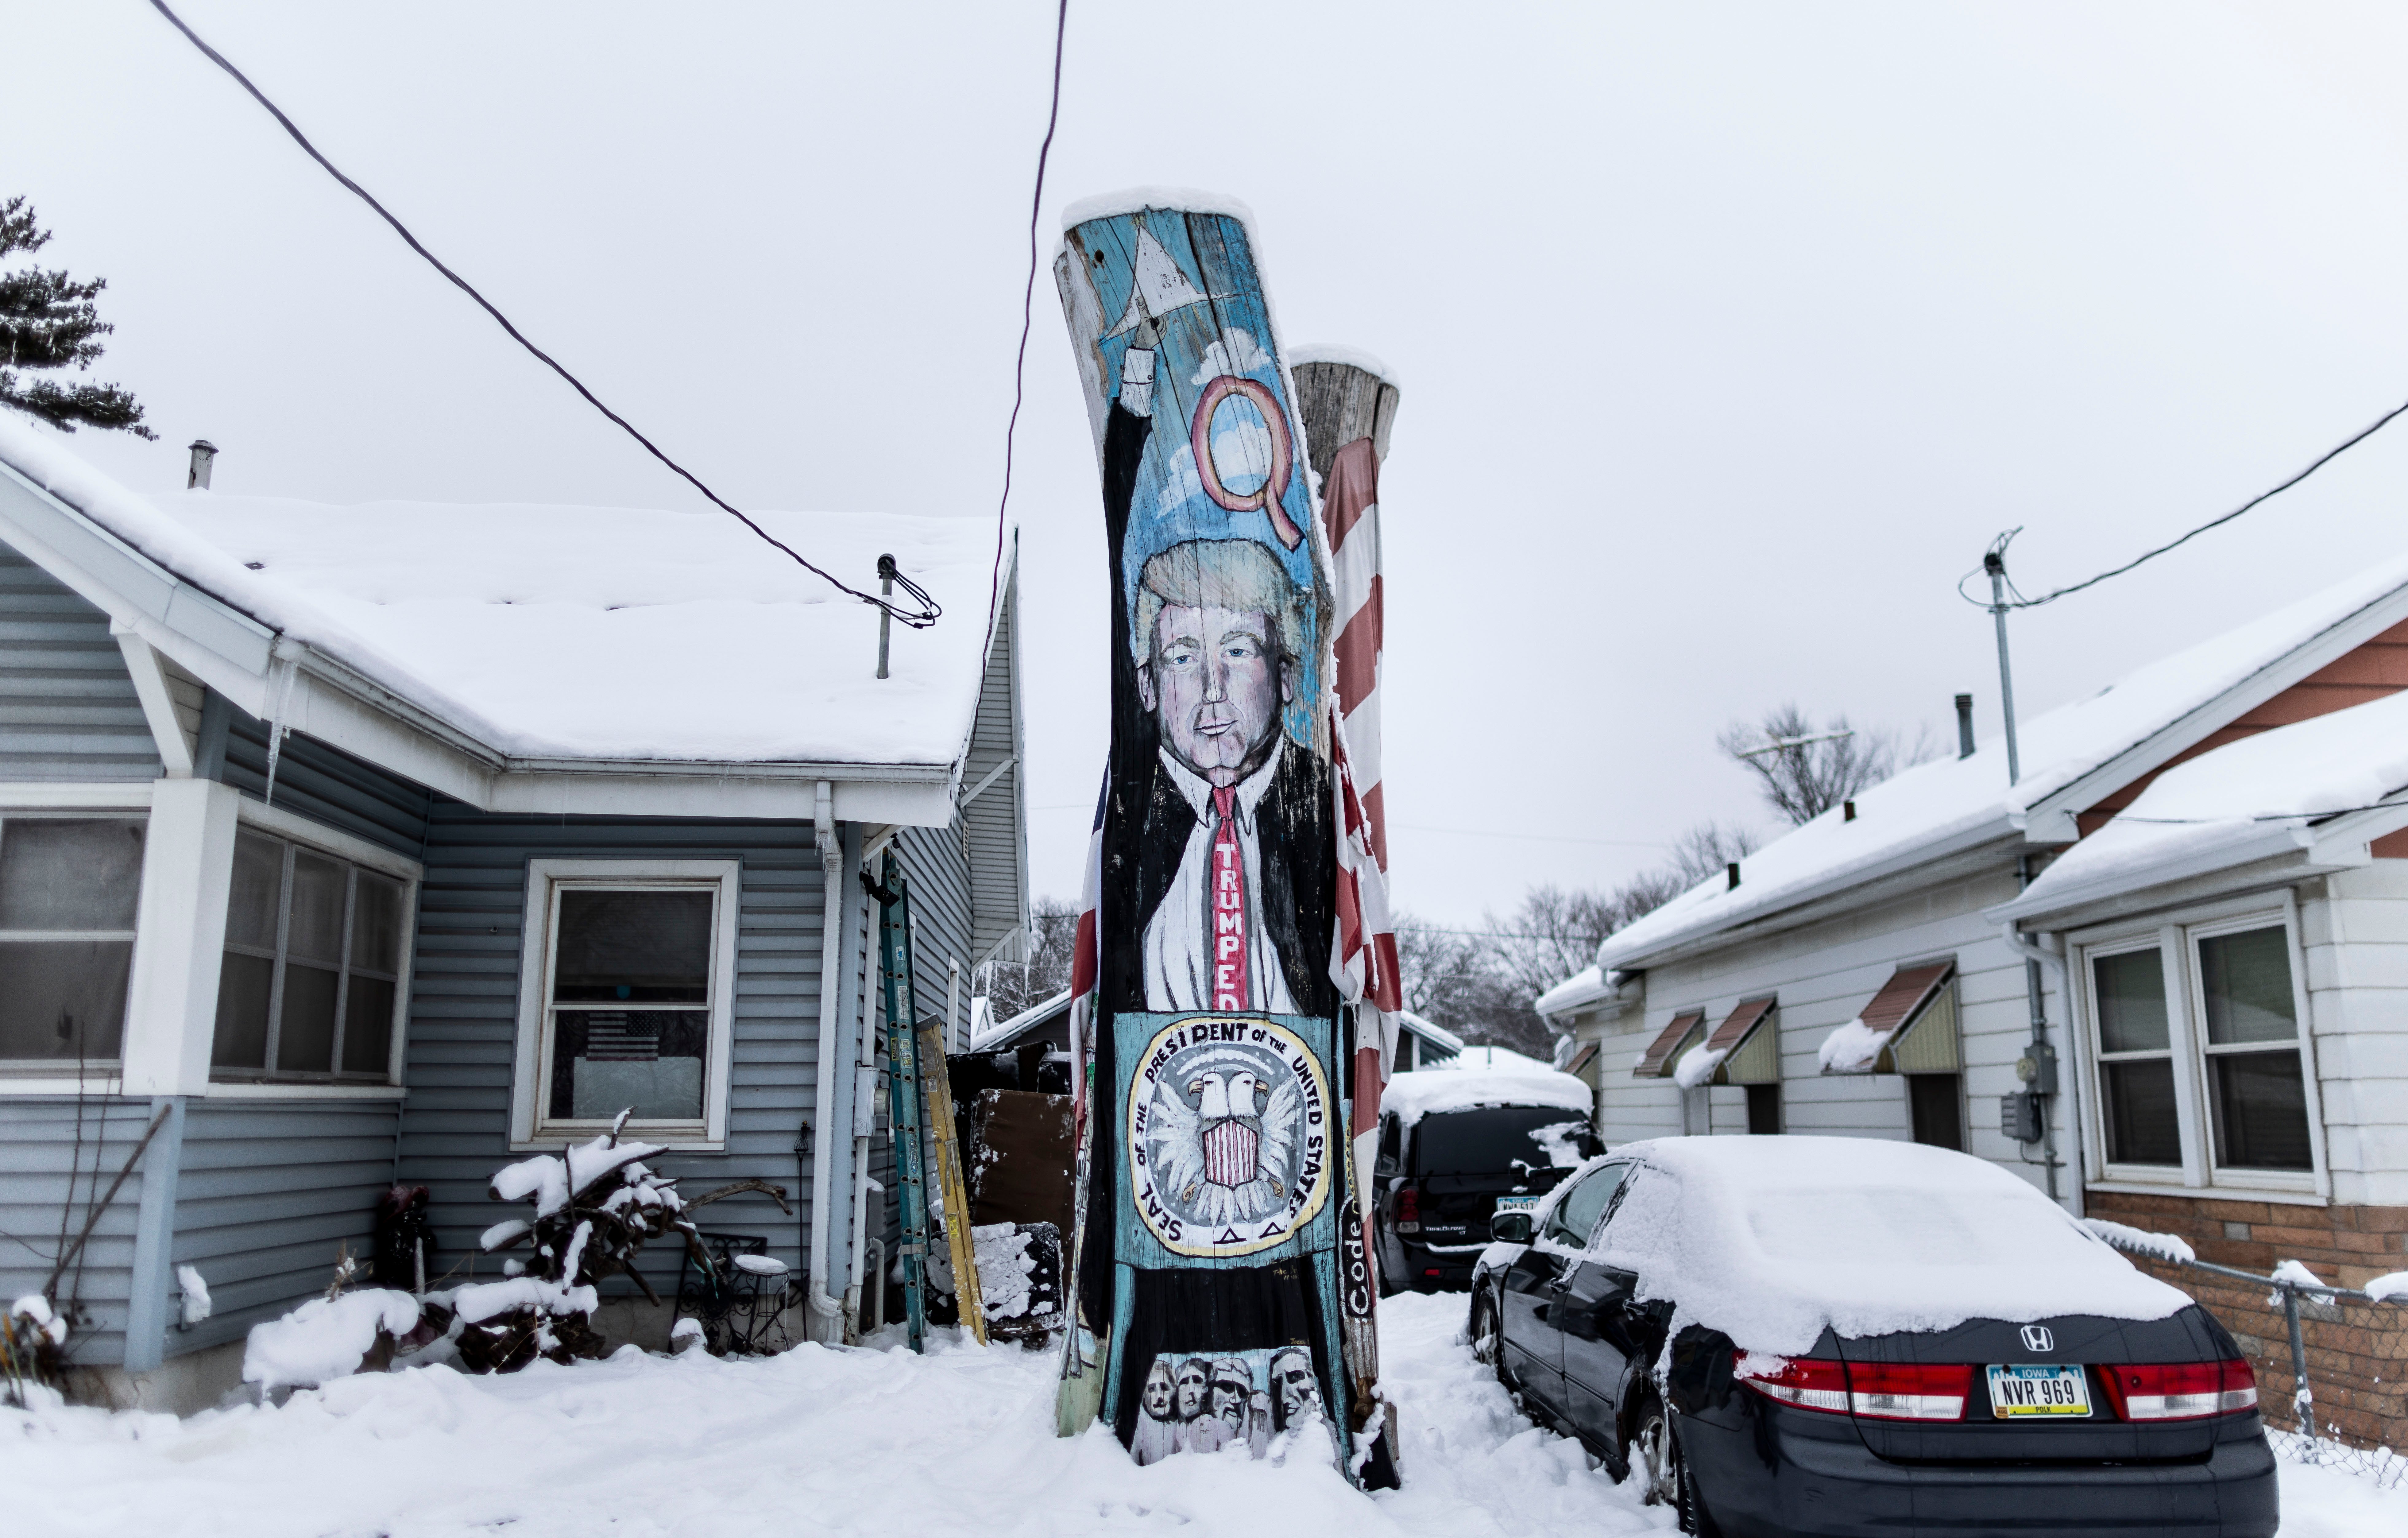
[2087,1190,2408,1450]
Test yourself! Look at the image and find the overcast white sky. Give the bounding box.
[14,3,2408,927]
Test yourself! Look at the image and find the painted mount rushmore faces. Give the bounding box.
[1130,1346,1337,1468]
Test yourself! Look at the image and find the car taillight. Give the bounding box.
[2101,1360,2257,1421]
[1735,1354,1850,1414]
[1735,1356,1968,1420]
[1845,1362,1971,1421]
[1394,1185,1420,1233]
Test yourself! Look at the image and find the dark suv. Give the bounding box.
[1373,1099,1601,1293]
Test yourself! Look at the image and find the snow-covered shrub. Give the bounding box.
[240,1242,434,1391]
[243,1288,422,1391]
[3,1294,69,1408]
[460,1112,696,1372]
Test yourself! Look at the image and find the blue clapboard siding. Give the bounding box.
[0,537,160,779]
[959,579,1026,965]
[899,822,976,1045]
[0,1096,158,1372]
[209,698,433,860]
[165,1099,402,1359]
[402,805,822,1300]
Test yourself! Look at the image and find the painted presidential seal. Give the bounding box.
[1128,1015,1333,1258]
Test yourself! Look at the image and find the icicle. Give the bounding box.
[261,652,299,808]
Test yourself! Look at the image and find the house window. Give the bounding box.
[2081,911,2316,1187]
[513,859,740,1148]
[211,829,410,1082]
[1906,1074,1962,1150]
[2090,943,2180,1166]
[0,817,145,1067]
[2192,923,2311,1173]
[1745,1083,1781,1135]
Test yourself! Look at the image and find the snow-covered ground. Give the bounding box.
[3,1292,2391,1536]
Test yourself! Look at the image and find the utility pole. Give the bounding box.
[1983,536,2062,1200]
[1983,542,2022,786]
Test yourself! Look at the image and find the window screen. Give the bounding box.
[211,831,409,1081]
[2196,926,2311,1172]
[542,888,715,1125]
[0,818,144,1063]
[2091,946,2180,1167]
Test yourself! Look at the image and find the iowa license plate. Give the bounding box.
[1986,1364,2091,1417]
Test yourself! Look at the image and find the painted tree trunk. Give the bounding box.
[1052,196,1354,1475]
[1291,352,1402,1457]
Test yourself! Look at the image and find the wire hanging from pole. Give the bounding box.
[145,0,939,629]
[1959,390,2408,612]
[984,0,1072,634]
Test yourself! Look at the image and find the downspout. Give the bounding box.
[2000,916,2085,1218]
[844,827,878,1330]
[805,781,848,1339]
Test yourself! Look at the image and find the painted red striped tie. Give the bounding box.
[1210,786,1247,1012]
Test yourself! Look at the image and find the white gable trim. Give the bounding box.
[0,452,970,826]
[2021,582,2408,843]
[0,458,274,680]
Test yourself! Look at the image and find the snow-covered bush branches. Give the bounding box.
[3,1294,69,1408]
[459,1111,697,1372]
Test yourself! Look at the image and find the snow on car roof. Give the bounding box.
[1591,551,2408,973]
[1593,1136,2190,1355]
[1382,1065,1593,1127]
[2000,686,2408,917]
[0,415,1003,766]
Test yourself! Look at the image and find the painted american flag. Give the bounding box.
[1321,435,1402,1222]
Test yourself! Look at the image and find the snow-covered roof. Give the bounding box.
[968,988,1072,1053]
[1591,1137,2190,1355]
[1996,688,2408,920]
[1591,552,2408,973]
[0,415,1005,768]
[1394,1009,1464,1053]
[1382,1063,1593,1126]
[1533,964,1623,1019]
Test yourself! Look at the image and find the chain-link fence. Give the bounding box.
[2093,1229,2405,1489]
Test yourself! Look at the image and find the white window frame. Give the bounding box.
[206,799,421,1095]
[2071,892,2327,1200]
[0,805,150,1077]
[509,858,740,1152]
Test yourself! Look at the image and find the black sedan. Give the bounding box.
[1469,1138,2278,1537]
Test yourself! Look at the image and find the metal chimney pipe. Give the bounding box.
[1955,693,1975,759]
[186,440,217,491]
[1725,861,1741,891]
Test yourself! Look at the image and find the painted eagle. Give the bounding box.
[1148,1063,1305,1227]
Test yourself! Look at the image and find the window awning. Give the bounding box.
[1820,961,1955,1075]
[1564,1041,1599,1079]
[1633,1011,1705,1078]
[1697,996,1780,1086]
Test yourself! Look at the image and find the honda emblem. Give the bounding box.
[2019,1325,2055,1354]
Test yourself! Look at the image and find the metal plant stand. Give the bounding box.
[673,1233,794,1357]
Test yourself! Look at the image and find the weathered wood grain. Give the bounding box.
[1291,362,1400,483]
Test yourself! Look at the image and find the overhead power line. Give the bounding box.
[984,0,1070,638]
[1961,389,2408,613]
[145,0,940,629]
